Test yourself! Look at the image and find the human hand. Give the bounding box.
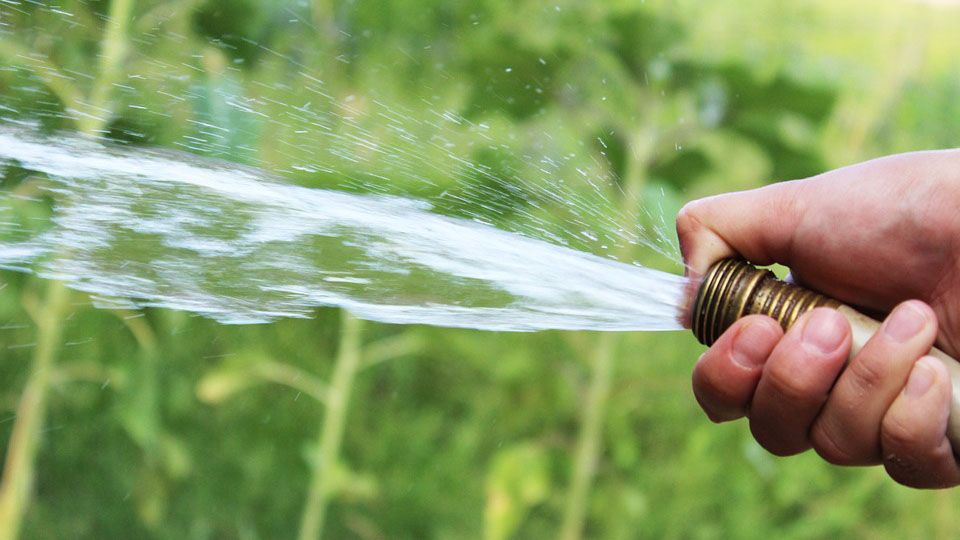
[676,150,960,488]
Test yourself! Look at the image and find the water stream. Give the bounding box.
[0,125,688,331]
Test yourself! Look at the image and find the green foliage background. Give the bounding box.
[2,0,960,538]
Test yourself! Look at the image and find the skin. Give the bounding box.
[675,149,960,488]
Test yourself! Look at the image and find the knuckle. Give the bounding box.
[675,201,704,242]
[692,388,740,424]
[676,200,703,228]
[931,437,958,467]
[881,414,919,453]
[707,387,740,412]
[707,369,741,404]
[691,358,715,395]
[764,361,816,404]
[692,366,745,423]
[845,355,888,395]
[771,188,802,225]
[810,419,858,465]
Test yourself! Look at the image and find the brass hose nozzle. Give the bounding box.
[692,258,840,346]
[691,258,960,451]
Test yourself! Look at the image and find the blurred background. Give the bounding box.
[2,0,960,538]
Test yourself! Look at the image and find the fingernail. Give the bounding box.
[801,309,846,355]
[732,321,773,369]
[884,302,928,343]
[904,357,936,398]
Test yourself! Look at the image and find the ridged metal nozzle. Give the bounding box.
[691,258,841,346]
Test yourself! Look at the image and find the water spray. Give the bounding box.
[7,127,959,452]
[691,258,960,449]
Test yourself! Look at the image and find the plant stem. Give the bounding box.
[298,312,363,540]
[115,311,162,457]
[82,0,135,134]
[560,123,656,540]
[0,281,69,540]
[0,1,133,536]
[312,0,338,45]
[559,332,616,540]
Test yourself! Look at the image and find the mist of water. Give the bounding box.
[0,125,688,331]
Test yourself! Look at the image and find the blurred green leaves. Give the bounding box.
[669,62,836,181]
[2,0,960,538]
[193,0,286,68]
[484,442,551,540]
[462,40,563,121]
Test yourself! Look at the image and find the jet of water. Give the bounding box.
[0,125,689,331]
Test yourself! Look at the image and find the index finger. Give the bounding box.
[692,315,782,423]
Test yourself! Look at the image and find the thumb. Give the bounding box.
[676,180,806,277]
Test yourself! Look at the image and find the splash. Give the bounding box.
[0,125,688,331]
